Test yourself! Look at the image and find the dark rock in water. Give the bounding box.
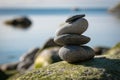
[71,7,80,11]
[59,45,95,63]
[18,48,39,71]
[54,34,90,45]
[66,14,85,23]
[42,38,61,49]
[5,17,32,29]
[93,46,110,55]
[0,62,19,71]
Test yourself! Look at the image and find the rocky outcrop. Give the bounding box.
[34,47,62,68]
[17,43,120,80]
[0,48,39,72]
[17,48,39,71]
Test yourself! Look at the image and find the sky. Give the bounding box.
[0,0,120,8]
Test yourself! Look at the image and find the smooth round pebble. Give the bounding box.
[56,18,88,36]
[66,14,85,23]
[58,45,95,63]
[54,34,90,45]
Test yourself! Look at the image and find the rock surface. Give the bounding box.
[56,18,88,36]
[54,34,90,45]
[17,43,120,80]
[59,45,95,62]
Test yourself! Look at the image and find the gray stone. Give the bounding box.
[66,14,85,23]
[17,59,33,72]
[59,45,95,63]
[17,48,39,72]
[56,18,88,36]
[20,48,39,62]
[54,34,90,45]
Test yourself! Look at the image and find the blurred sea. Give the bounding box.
[0,8,120,64]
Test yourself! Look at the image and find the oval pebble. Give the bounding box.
[56,18,88,36]
[59,45,95,63]
[54,34,90,45]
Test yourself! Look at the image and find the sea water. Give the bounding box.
[0,8,120,64]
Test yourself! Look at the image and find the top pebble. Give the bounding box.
[66,14,85,23]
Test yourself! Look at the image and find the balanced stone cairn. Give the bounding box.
[54,14,95,63]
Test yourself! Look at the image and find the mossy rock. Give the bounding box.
[17,43,120,80]
[34,47,62,68]
[104,42,120,59]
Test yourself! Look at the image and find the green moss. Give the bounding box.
[17,43,120,80]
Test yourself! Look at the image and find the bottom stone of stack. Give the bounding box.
[59,45,95,63]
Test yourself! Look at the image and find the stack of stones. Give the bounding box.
[54,14,95,63]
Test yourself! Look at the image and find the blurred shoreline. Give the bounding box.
[0,8,107,15]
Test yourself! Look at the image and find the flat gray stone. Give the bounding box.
[59,45,95,63]
[56,18,88,36]
[54,34,90,45]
